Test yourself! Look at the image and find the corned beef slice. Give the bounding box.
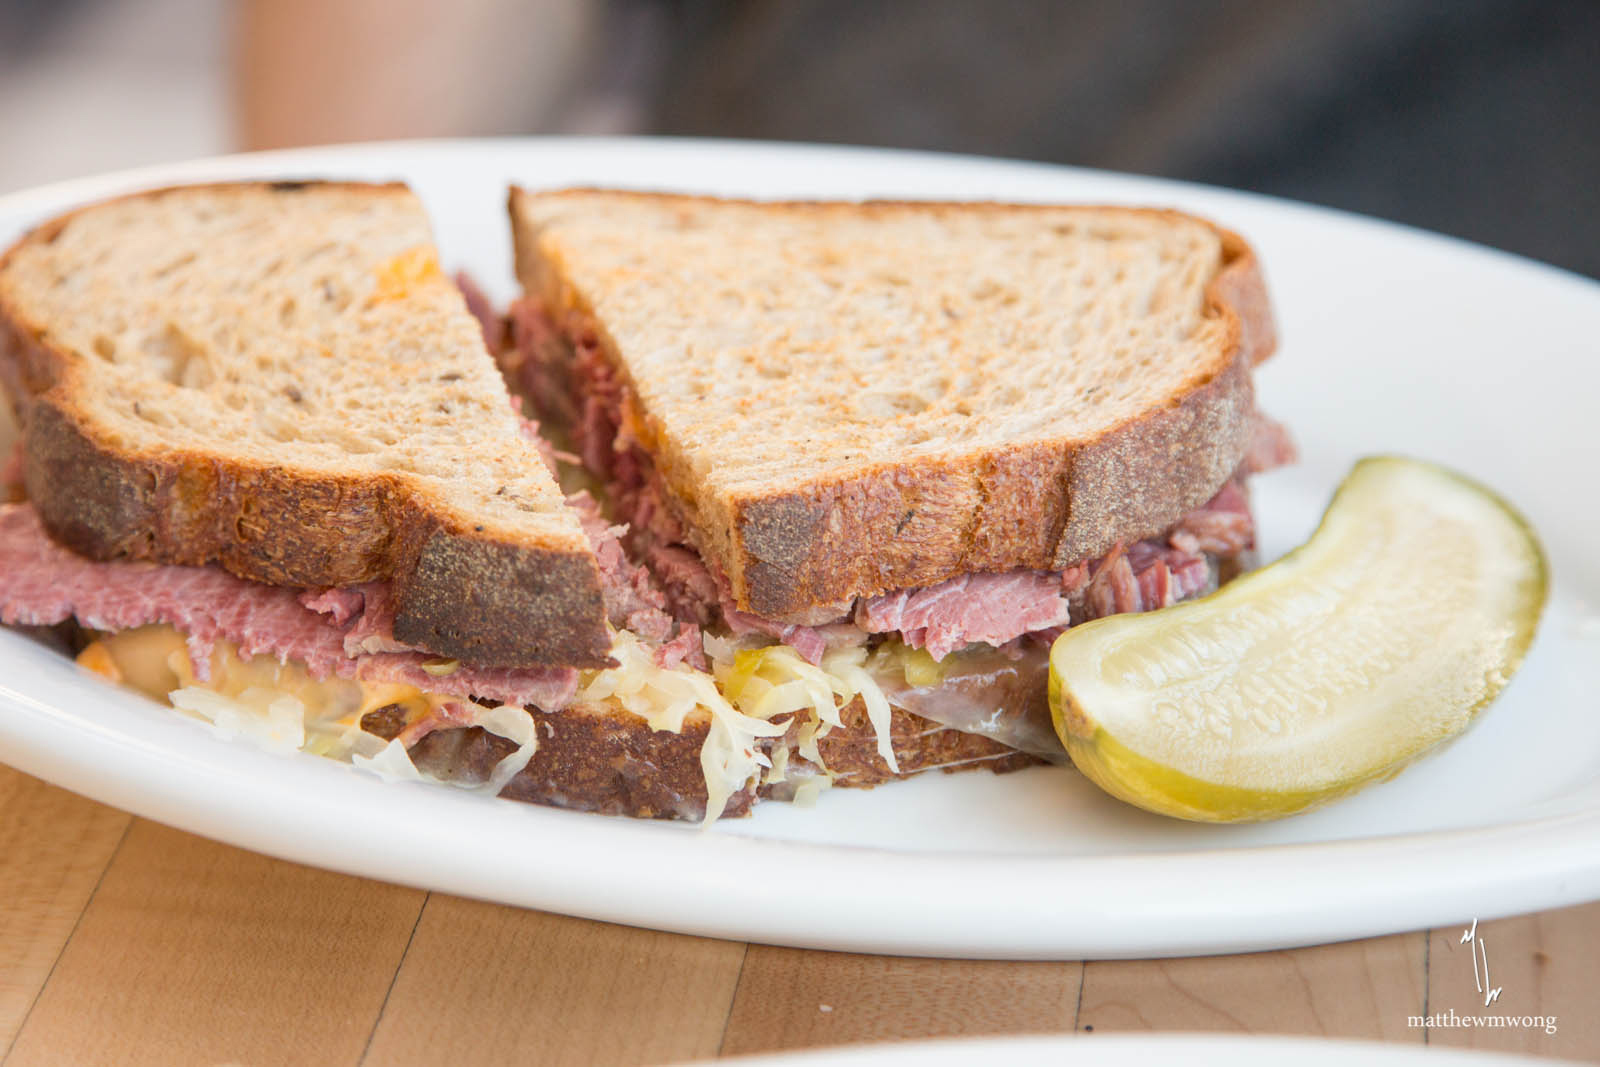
[299,583,416,656]
[0,503,577,710]
[454,270,505,353]
[566,489,705,670]
[855,571,1073,662]
[507,298,1290,664]
[299,586,365,626]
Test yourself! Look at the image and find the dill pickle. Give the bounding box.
[1049,457,1548,822]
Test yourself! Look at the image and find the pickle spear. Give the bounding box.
[1049,456,1548,822]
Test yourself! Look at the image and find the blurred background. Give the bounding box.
[0,0,1595,275]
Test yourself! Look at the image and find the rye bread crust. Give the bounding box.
[410,704,741,819]
[790,696,1042,790]
[514,191,1277,618]
[0,181,612,669]
[406,698,1037,820]
[730,223,1274,616]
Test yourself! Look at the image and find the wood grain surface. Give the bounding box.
[0,770,129,1053]
[0,763,1594,1066]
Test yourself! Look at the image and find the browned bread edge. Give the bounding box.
[410,697,1038,820]
[733,218,1275,615]
[791,695,1042,791]
[0,181,611,669]
[412,701,739,819]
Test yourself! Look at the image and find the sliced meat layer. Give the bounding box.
[857,570,1074,661]
[0,503,578,710]
[566,490,705,670]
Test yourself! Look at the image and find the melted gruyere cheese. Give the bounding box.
[75,625,538,785]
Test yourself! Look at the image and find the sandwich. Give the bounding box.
[0,181,1292,824]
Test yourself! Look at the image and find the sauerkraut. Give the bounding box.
[78,625,538,796]
[76,621,910,822]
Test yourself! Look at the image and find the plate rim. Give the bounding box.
[703,1032,1567,1066]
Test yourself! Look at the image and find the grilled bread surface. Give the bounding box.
[511,188,1276,617]
[0,182,609,668]
[411,698,1036,820]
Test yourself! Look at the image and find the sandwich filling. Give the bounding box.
[0,503,579,709]
[0,499,939,820]
[74,623,542,795]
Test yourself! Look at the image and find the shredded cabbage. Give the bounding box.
[169,686,308,755]
[792,775,831,808]
[578,630,789,824]
[823,648,899,774]
[351,738,425,783]
[83,622,907,823]
[699,630,739,665]
[84,627,538,796]
[475,703,539,795]
[170,673,540,795]
[710,642,900,778]
[349,704,538,795]
[765,741,790,786]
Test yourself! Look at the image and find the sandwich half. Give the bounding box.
[0,181,610,669]
[505,188,1294,785]
[0,181,1024,821]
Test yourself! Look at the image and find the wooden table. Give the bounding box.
[1,762,1594,1065]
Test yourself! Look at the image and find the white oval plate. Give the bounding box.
[1,139,1596,959]
[703,1034,1568,1067]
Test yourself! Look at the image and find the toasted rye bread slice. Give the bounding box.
[511,188,1276,618]
[0,182,609,668]
[408,697,1036,820]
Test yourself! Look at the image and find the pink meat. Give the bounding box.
[567,490,706,670]
[809,479,1250,660]
[1241,412,1298,476]
[626,466,689,547]
[645,543,721,627]
[856,570,1073,661]
[721,607,829,664]
[505,297,580,429]
[1168,480,1254,556]
[506,301,707,669]
[569,314,628,483]
[654,624,705,671]
[344,585,412,656]
[454,271,504,354]
[1126,540,1212,607]
[568,491,672,643]
[1,438,22,499]
[299,587,364,626]
[300,584,414,655]
[1084,545,1141,619]
[0,504,577,710]
[508,396,561,477]
[1058,561,1091,598]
